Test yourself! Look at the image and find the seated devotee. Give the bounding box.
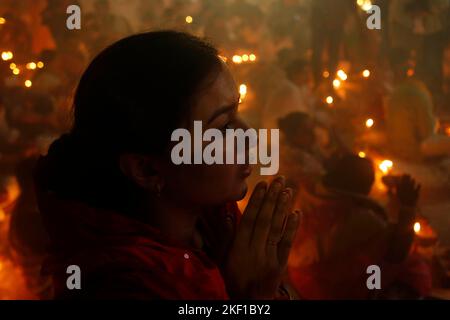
[34,31,299,300]
[288,154,432,299]
[278,112,326,190]
[385,50,450,161]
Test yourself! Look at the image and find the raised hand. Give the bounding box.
[224,176,299,299]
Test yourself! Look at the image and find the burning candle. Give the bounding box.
[362,69,370,78]
[333,79,341,89]
[26,62,37,70]
[414,222,421,233]
[185,16,193,24]
[37,61,44,68]
[337,70,348,81]
[12,68,20,75]
[358,151,366,158]
[0,17,5,24]
[326,96,334,105]
[365,118,374,128]
[1,51,13,61]
[379,160,393,174]
[232,55,243,64]
[24,80,32,88]
[239,84,247,103]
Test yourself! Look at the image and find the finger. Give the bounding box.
[266,188,292,258]
[235,181,267,247]
[278,211,300,267]
[251,176,285,248]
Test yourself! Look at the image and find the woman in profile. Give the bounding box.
[34,31,299,299]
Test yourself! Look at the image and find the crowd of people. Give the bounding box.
[0,0,450,300]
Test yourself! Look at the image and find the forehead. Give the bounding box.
[190,62,239,122]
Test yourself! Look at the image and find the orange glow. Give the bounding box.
[26,62,37,70]
[323,71,330,78]
[414,222,421,233]
[249,54,256,62]
[232,55,243,64]
[333,79,341,89]
[337,70,348,81]
[1,51,13,61]
[365,118,374,128]
[407,69,415,77]
[326,96,334,104]
[379,160,393,174]
[185,16,193,24]
[24,80,32,88]
[362,69,370,78]
[358,151,366,158]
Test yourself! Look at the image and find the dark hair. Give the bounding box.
[37,31,221,219]
[323,154,375,196]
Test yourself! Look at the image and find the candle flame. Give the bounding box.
[333,79,341,89]
[379,160,393,174]
[414,222,421,233]
[323,71,330,78]
[358,151,366,158]
[337,70,348,81]
[365,118,374,128]
[363,69,371,78]
[24,80,32,88]
[1,51,13,61]
[326,96,334,104]
[185,16,193,24]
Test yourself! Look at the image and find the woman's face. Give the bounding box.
[159,62,252,207]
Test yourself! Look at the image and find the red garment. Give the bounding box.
[36,188,239,300]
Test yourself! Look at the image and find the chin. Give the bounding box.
[233,181,248,201]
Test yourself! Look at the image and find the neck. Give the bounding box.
[145,195,203,248]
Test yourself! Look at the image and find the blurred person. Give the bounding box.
[288,154,432,299]
[311,0,355,87]
[278,112,325,191]
[262,59,313,130]
[385,49,450,160]
[34,31,299,299]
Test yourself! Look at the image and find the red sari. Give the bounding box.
[36,188,239,300]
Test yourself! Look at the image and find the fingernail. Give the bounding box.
[281,190,290,202]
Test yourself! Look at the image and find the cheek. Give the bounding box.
[165,163,247,205]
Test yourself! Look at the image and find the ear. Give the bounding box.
[119,154,162,190]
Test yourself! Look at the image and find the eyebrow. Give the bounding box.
[207,99,239,124]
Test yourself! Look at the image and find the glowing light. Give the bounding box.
[362,69,371,78]
[379,160,393,174]
[358,151,366,158]
[326,96,334,104]
[414,222,421,234]
[239,84,247,103]
[407,69,415,77]
[0,17,5,24]
[185,16,193,24]
[242,54,249,62]
[26,62,37,70]
[358,0,373,11]
[446,127,450,136]
[9,63,16,70]
[365,118,374,128]
[323,71,330,78]
[24,80,32,88]
[232,55,243,64]
[1,51,13,61]
[12,68,20,75]
[249,54,256,62]
[333,79,341,89]
[337,70,348,81]
[37,61,44,68]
